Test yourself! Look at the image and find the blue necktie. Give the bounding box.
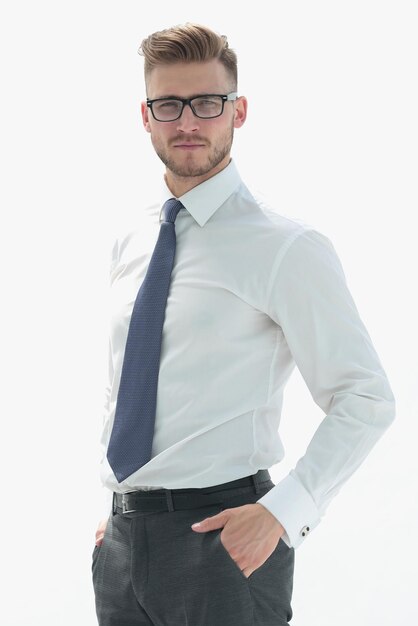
[106,198,184,483]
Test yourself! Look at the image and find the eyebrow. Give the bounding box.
[149,92,222,100]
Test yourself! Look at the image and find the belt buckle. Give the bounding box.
[121,493,137,514]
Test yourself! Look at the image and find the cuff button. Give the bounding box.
[300,525,310,537]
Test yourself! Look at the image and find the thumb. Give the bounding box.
[191,511,225,532]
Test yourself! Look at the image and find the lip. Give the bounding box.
[174,144,205,149]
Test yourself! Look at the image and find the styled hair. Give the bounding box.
[138,22,238,95]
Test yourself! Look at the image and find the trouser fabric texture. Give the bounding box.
[91,469,295,625]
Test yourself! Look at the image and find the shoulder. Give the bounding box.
[241,183,334,256]
[236,185,345,289]
[108,200,160,260]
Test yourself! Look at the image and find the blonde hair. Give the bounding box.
[138,22,238,94]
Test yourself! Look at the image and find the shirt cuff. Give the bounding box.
[256,472,321,549]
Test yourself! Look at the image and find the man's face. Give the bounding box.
[141,59,247,180]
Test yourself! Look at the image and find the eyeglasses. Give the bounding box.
[146,92,238,122]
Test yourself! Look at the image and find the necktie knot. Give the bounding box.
[162,198,184,223]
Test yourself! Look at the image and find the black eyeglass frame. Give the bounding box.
[146,92,238,122]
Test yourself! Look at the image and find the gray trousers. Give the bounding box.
[91,470,295,625]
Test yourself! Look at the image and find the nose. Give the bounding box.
[176,103,200,132]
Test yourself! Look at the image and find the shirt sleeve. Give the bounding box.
[98,238,119,520]
[256,227,396,549]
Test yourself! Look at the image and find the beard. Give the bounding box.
[151,120,234,178]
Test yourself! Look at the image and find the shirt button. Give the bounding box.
[300,525,310,537]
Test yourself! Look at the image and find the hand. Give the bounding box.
[95,518,109,547]
[191,503,285,578]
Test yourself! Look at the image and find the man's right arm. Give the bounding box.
[96,238,120,540]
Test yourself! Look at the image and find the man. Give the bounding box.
[91,22,396,626]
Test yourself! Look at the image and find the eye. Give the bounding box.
[157,101,179,109]
[196,98,218,106]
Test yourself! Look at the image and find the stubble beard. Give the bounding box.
[152,122,234,178]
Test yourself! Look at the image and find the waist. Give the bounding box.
[112,469,272,515]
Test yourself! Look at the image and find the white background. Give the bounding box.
[1,1,417,624]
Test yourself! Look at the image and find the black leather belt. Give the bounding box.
[112,469,272,515]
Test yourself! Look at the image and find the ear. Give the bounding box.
[233,96,248,129]
[141,101,151,133]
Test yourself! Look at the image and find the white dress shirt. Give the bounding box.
[98,157,395,549]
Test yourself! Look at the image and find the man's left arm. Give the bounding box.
[255,227,396,550]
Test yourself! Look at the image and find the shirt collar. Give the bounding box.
[158,157,242,227]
